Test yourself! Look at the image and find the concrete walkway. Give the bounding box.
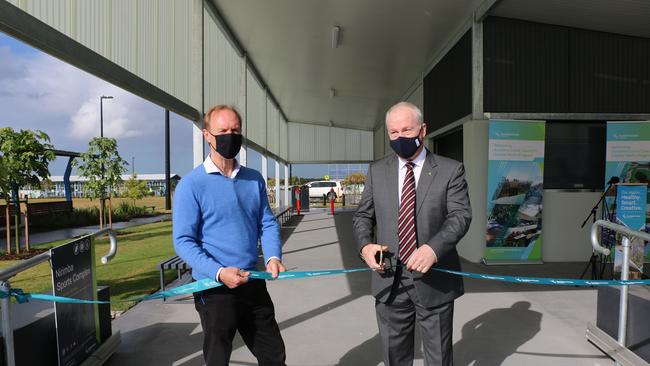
[0,214,170,248]
[106,209,613,365]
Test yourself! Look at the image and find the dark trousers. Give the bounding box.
[193,279,286,366]
[376,267,454,366]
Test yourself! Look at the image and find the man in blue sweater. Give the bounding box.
[173,105,286,366]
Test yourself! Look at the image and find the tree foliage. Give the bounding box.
[0,127,55,200]
[343,173,366,186]
[74,137,127,200]
[125,174,149,205]
[343,173,366,195]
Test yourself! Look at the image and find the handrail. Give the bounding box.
[0,228,118,366]
[589,220,650,366]
[590,220,650,256]
[0,228,118,281]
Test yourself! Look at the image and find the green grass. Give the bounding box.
[0,221,176,312]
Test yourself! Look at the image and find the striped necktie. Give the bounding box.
[398,162,417,263]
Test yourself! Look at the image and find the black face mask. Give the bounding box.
[210,133,242,160]
[390,135,422,159]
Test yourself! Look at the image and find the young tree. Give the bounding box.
[125,174,148,206]
[0,127,55,252]
[74,137,127,228]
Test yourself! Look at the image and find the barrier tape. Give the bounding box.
[1,267,648,305]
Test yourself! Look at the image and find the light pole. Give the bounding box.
[131,156,135,176]
[100,95,113,138]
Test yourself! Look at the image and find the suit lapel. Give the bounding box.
[416,150,438,216]
[385,155,399,217]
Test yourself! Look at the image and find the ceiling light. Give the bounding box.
[331,25,340,48]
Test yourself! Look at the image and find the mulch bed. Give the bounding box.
[0,248,49,261]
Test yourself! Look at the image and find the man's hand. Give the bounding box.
[218,267,250,289]
[266,258,286,279]
[361,244,388,272]
[405,245,438,273]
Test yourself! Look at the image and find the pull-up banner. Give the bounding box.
[605,121,650,261]
[484,120,545,264]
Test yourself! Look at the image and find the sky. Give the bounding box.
[0,32,356,179]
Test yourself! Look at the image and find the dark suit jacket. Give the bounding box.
[352,149,472,307]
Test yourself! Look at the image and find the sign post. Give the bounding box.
[51,236,99,366]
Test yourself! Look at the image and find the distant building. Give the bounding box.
[327,163,368,180]
[19,174,181,199]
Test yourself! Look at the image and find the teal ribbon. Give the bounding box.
[1,267,648,305]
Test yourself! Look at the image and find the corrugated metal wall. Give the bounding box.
[246,72,267,148]
[279,116,288,161]
[288,123,373,162]
[266,99,280,156]
[423,30,472,132]
[406,83,424,111]
[204,6,245,122]
[374,125,385,160]
[8,0,202,112]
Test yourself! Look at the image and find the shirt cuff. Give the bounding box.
[266,256,281,265]
[215,267,224,283]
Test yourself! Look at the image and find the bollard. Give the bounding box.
[295,186,301,215]
[342,194,346,207]
[330,195,335,215]
[323,194,327,207]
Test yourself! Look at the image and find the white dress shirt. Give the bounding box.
[203,155,241,178]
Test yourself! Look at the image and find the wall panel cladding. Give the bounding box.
[484,16,650,114]
[423,30,472,132]
[203,8,244,115]
[279,118,288,161]
[246,73,267,148]
[267,100,280,155]
[570,30,650,113]
[483,17,569,113]
[374,125,385,160]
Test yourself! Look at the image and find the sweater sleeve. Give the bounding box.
[258,176,282,263]
[172,177,223,280]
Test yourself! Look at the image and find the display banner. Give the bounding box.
[485,120,545,263]
[605,121,650,261]
[51,236,99,366]
[613,184,647,277]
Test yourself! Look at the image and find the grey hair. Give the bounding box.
[385,102,423,125]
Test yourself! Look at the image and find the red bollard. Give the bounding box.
[329,188,335,215]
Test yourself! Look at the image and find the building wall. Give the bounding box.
[288,123,373,163]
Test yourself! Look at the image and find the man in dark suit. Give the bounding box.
[353,102,472,366]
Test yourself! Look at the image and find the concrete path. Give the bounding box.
[107,209,614,365]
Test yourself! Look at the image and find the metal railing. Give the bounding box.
[0,228,118,366]
[588,220,650,366]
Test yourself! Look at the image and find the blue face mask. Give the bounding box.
[390,135,422,159]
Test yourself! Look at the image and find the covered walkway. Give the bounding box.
[107,209,608,365]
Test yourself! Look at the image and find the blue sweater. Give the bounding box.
[172,164,281,281]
